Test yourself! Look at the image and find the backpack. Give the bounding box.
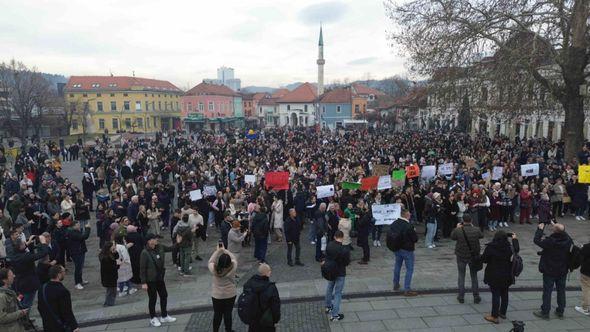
[321,259,338,281]
[568,244,582,272]
[386,223,404,252]
[510,245,523,279]
[237,284,269,324]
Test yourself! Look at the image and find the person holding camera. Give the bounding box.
[451,215,483,304]
[208,242,238,332]
[0,267,29,332]
[481,230,519,324]
[533,222,572,319]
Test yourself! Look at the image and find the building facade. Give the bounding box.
[182,82,244,131]
[276,83,317,127]
[65,76,182,135]
[319,87,353,129]
[204,66,241,91]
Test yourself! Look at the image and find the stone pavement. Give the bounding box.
[44,160,590,327]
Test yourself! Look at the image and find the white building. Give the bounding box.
[204,66,242,91]
[276,82,317,127]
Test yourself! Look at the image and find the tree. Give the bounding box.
[0,60,52,147]
[457,94,472,133]
[386,0,589,160]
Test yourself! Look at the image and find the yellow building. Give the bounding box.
[65,76,183,135]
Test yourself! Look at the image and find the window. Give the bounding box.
[91,83,100,88]
[188,102,193,111]
[354,105,360,113]
[151,101,155,110]
[110,93,115,97]
[208,101,214,111]
[287,105,290,111]
[72,84,82,88]
[147,117,150,128]
[322,106,326,113]
[135,101,141,111]
[69,102,76,112]
[337,106,341,113]
[108,83,117,88]
[82,93,88,97]
[336,121,343,128]
[110,101,116,111]
[369,94,375,101]
[304,105,308,112]
[145,101,149,111]
[69,94,74,97]
[145,94,148,97]
[123,101,130,111]
[199,102,204,111]
[158,101,162,110]
[136,118,143,128]
[125,118,131,128]
[259,107,263,115]
[97,93,101,97]
[123,93,128,97]
[98,119,105,129]
[97,101,103,112]
[112,118,119,129]
[176,101,179,110]
[72,120,78,130]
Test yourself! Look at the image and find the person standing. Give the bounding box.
[0,268,29,332]
[356,201,371,265]
[316,203,330,261]
[575,240,590,315]
[324,230,350,321]
[139,234,177,327]
[11,235,49,309]
[481,231,519,323]
[243,263,281,332]
[533,223,573,320]
[390,208,419,296]
[284,208,304,267]
[208,245,238,332]
[450,215,483,304]
[251,204,269,264]
[37,265,79,332]
[99,241,119,307]
[271,195,284,242]
[519,185,533,224]
[65,221,91,290]
[227,220,247,265]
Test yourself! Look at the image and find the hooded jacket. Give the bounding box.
[242,274,281,330]
[534,228,573,277]
[482,238,520,288]
[0,287,26,332]
[208,249,237,299]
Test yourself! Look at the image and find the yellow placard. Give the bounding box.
[579,165,590,183]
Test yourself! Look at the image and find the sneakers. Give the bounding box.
[377,240,382,247]
[554,311,564,319]
[74,284,84,290]
[128,288,138,295]
[159,316,177,323]
[575,306,590,316]
[118,292,127,297]
[474,295,482,304]
[393,284,400,291]
[82,280,90,285]
[325,306,332,314]
[295,261,305,266]
[330,314,344,321]
[150,317,161,327]
[457,296,464,304]
[581,216,587,221]
[427,245,435,249]
[576,216,581,221]
[373,240,377,247]
[533,311,550,320]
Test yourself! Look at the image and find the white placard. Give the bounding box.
[438,163,454,176]
[520,163,539,177]
[492,166,503,180]
[482,172,490,180]
[421,165,436,178]
[372,203,402,225]
[245,174,256,185]
[189,189,202,201]
[317,185,335,199]
[377,175,392,190]
[203,185,217,197]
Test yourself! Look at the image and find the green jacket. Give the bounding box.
[0,287,25,332]
[140,244,173,283]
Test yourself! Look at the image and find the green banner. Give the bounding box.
[392,170,405,180]
[341,182,361,190]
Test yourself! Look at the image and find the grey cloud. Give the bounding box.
[298,1,349,25]
[347,57,378,65]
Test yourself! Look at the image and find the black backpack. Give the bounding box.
[511,245,523,280]
[386,223,404,252]
[568,244,582,272]
[237,284,270,324]
[321,259,338,281]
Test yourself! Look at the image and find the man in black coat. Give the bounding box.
[65,221,91,289]
[313,203,328,262]
[11,235,49,309]
[324,230,351,321]
[38,265,79,332]
[390,208,419,296]
[243,263,281,332]
[251,204,269,263]
[356,201,371,264]
[533,223,573,319]
[284,209,303,267]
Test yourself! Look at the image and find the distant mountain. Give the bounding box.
[241,86,276,93]
[281,82,306,91]
[41,73,68,90]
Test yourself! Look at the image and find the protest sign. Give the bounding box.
[203,186,217,197]
[377,175,392,190]
[265,171,290,190]
[189,189,202,201]
[520,163,539,177]
[405,164,420,178]
[341,182,361,190]
[360,176,378,191]
[492,166,503,181]
[482,172,490,180]
[421,165,436,179]
[392,170,405,187]
[372,203,401,225]
[579,165,590,184]
[372,164,389,176]
[244,174,256,185]
[438,163,454,176]
[317,185,335,199]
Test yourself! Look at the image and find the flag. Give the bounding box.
[406,164,420,178]
[360,176,378,191]
[265,172,289,190]
[341,182,361,190]
[245,129,258,139]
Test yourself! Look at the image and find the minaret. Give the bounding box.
[317,25,325,96]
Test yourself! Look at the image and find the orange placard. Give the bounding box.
[405,164,420,178]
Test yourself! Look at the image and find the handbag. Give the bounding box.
[461,227,483,271]
[41,284,73,332]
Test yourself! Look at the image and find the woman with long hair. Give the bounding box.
[99,241,119,307]
[208,244,238,332]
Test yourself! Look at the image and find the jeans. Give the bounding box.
[307,217,316,243]
[254,237,268,262]
[325,276,345,317]
[541,274,567,314]
[457,257,479,299]
[490,286,509,318]
[118,280,131,293]
[425,222,436,247]
[104,287,117,306]
[576,206,586,217]
[212,296,236,332]
[72,254,85,285]
[372,225,383,241]
[147,280,168,318]
[581,274,590,310]
[393,249,415,291]
[315,234,324,261]
[287,240,301,263]
[179,246,192,274]
[20,291,37,309]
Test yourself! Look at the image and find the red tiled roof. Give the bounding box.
[185,82,239,97]
[320,87,352,103]
[259,97,278,106]
[271,88,289,98]
[252,93,268,102]
[277,83,317,103]
[66,76,182,92]
[352,83,386,96]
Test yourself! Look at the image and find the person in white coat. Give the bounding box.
[114,235,136,297]
[271,195,284,242]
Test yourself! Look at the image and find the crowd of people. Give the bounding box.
[0,127,589,331]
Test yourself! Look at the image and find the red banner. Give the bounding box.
[264,172,290,190]
[360,176,379,191]
[406,164,420,178]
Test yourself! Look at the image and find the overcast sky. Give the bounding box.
[0,0,406,88]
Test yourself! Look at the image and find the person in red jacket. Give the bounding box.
[519,185,532,224]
